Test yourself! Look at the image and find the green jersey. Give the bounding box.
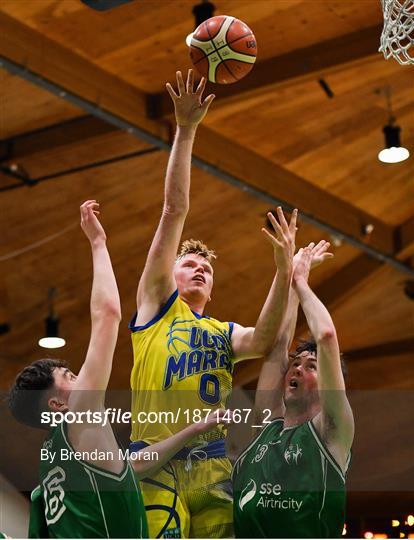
[29,422,148,538]
[232,418,350,538]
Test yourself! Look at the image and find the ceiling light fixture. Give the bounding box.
[378,123,410,163]
[38,288,66,349]
[378,86,410,164]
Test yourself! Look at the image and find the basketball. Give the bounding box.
[189,15,257,84]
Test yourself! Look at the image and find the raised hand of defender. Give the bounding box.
[166,69,215,127]
[292,246,313,285]
[293,240,334,274]
[262,207,297,274]
[310,240,334,268]
[80,200,106,244]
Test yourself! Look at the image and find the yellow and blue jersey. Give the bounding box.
[129,290,235,444]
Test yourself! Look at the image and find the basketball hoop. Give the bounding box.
[379,0,414,64]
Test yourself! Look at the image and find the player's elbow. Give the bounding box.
[103,301,122,321]
[163,202,189,218]
[316,327,337,344]
[92,302,122,323]
[251,338,273,358]
[131,459,142,475]
[131,459,149,479]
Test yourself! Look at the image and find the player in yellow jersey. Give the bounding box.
[129,69,297,538]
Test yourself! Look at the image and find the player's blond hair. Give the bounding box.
[177,239,217,263]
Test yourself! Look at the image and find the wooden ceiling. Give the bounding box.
[1,0,413,518]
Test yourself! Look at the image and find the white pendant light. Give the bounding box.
[38,288,66,349]
[378,123,410,163]
[378,87,410,164]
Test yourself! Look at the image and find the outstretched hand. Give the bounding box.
[293,240,333,271]
[262,207,297,274]
[166,69,215,127]
[194,409,233,435]
[309,240,334,269]
[80,200,106,244]
[292,239,333,283]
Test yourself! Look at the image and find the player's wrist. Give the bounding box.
[292,274,309,290]
[188,421,205,437]
[276,261,293,277]
[90,236,107,249]
[176,122,198,134]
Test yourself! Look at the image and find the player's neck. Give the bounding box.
[284,401,320,428]
[179,293,207,316]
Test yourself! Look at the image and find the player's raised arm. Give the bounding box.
[68,200,121,412]
[292,247,354,470]
[135,69,215,326]
[231,207,296,361]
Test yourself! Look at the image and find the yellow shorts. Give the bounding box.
[139,457,233,538]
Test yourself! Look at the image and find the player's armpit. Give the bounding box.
[313,397,354,472]
[134,288,176,328]
[136,211,184,323]
[313,338,354,469]
[325,397,354,447]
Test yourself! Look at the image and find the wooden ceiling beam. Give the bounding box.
[0,11,396,258]
[394,214,414,260]
[193,127,395,255]
[0,10,161,139]
[147,24,383,119]
[0,116,118,161]
[344,337,414,360]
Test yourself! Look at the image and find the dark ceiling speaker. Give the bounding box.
[192,1,215,27]
[403,280,414,301]
[0,322,10,335]
[80,0,136,11]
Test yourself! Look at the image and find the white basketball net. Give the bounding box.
[379,0,414,64]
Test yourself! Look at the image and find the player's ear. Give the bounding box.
[48,396,67,413]
[208,296,211,302]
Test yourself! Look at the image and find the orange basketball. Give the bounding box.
[189,15,257,84]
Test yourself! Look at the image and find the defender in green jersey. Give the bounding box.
[9,200,148,539]
[29,420,146,538]
[233,242,354,538]
[9,201,229,538]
